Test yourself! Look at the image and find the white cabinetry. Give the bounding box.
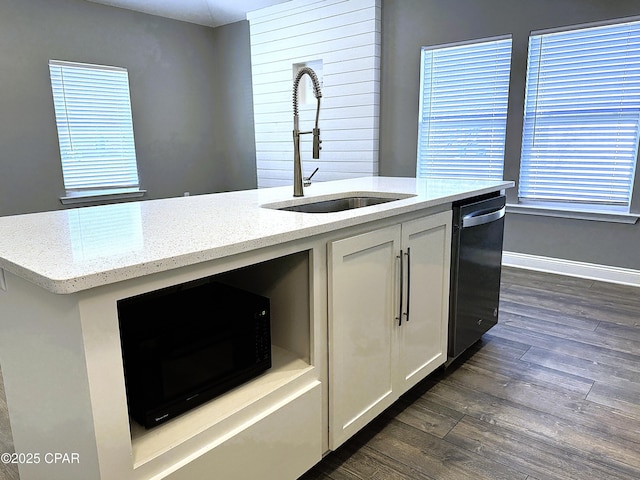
[328,211,452,448]
[0,247,324,480]
[397,212,452,392]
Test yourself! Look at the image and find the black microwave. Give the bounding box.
[117,278,271,429]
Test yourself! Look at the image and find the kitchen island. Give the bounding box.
[0,177,512,480]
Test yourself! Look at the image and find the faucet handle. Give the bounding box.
[304,167,319,187]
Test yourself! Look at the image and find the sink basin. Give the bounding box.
[276,196,406,213]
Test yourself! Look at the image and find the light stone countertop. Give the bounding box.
[0,177,513,294]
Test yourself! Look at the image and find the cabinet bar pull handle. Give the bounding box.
[397,249,403,326]
[404,247,411,322]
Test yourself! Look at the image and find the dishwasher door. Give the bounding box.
[449,194,506,360]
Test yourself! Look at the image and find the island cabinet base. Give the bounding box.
[0,177,513,480]
[163,381,321,480]
[0,244,325,480]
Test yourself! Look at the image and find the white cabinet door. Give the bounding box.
[328,224,401,449]
[328,211,452,449]
[395,211,452,394]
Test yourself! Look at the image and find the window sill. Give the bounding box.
[506,202,639,224]
[60,188,146,205]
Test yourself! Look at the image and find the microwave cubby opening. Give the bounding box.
[122,249,314,472]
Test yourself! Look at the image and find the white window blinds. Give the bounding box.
[417,37,512,180]
[49,60,139,193]
[519,20,640,208]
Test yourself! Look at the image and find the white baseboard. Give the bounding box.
[502,251,640,288]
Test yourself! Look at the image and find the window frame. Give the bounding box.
[515,18,640,221]
[49,59,145,204]
[416,35,513,181]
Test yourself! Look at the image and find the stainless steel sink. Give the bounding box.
[277,196,404,213]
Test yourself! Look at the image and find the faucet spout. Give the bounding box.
[293,67,322,197]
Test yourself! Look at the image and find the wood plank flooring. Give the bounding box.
[301,267,640,480]
[1,267,638,480]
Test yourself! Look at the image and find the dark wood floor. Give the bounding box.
[1,267,639,480]
[301,267,640,480]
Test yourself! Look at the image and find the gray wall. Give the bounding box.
[380,0,640,270]
[0,0,256,216]
[5,0,640,270]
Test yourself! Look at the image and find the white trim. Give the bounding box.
[421,34,512,52]
[49,59,127,73]
[506,203,640,224]
[502,251,640,287]
[530,15,640,36]
[60,189,146,205]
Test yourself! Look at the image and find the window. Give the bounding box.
[49,60,142,201]
[417,36,512,180]
[519,19,640,212]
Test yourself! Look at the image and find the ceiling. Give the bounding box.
[84,0,292,28]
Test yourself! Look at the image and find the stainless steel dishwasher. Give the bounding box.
[448,193,506,362]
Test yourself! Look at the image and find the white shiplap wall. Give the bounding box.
[247,0,381,188]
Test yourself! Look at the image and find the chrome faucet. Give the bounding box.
[292,67,322,197]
